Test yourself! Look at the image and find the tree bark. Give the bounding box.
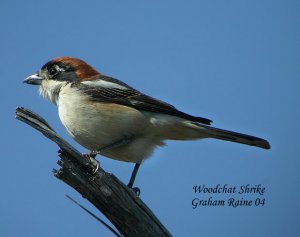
[16,107,172,237]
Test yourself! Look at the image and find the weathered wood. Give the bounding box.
[15,107,172,237]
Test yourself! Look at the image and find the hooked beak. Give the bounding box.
[23,73,45,85]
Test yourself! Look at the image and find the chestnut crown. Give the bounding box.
[41,56,101,82]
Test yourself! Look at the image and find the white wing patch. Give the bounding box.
[82,79,127,90]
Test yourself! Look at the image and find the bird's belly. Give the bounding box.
[58,98,149,154]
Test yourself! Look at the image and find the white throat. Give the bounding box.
[39,80,67,105]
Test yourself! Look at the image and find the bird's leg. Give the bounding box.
[91,137,132,156]
[88,138,142,195]
[128,163,141,196]
[84,137,132,172]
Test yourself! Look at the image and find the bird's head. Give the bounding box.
[24,56,101,103]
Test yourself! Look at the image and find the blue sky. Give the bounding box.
[1,0,299,236]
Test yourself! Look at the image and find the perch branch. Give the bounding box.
[15,107,172,237]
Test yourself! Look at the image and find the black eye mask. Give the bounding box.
[42,62,77,82]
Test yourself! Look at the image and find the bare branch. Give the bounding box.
[15,107,172,237]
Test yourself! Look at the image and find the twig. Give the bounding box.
[66,195,122,237]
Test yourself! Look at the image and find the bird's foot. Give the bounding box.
[88,150,98,158]
[127,163,141,196]
[129,186,141,197]
[83,152,99,174]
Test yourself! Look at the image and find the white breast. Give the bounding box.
[40,82,201,163]
[56,84,159,162]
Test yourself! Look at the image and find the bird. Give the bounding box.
[24,56,270,188]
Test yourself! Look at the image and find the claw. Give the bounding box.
[83,153,99,174]
[89,151,98,158]
[91,159,99,174]
[131,187,141,196]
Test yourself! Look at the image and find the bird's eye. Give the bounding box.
[49,67,57,76]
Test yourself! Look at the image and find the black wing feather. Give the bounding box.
[76,77,212,125]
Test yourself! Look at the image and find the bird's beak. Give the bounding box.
[23,73,45,85]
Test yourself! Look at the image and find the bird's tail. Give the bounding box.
[198,124,270,149]
[167,121,270,150]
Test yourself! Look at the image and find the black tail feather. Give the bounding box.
[201,125,270,149]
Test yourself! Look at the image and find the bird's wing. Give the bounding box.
[76,76,212,125]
